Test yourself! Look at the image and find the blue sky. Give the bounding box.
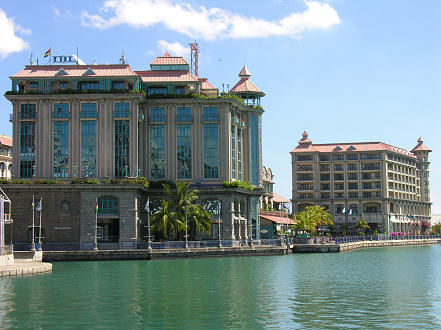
[0,0,440,212]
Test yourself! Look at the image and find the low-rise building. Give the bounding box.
[0,136,12,179]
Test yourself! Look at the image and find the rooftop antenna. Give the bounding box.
[30,53,34,65]
[189,41,199,77]
[120,50,126,64]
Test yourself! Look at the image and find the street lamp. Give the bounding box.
[218,201,222,248]
[184,205,189,249]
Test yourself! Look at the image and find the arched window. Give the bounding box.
[0,162,5,177]
[97,196,119,216]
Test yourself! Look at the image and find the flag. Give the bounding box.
[348,209,352,215]
[96,200,99,214]
[342,208,346,214]
[36,199,42,212]
[145,197,150,212]
[32,200,35,209]
[44,48,51,58]
[282,203,288,212]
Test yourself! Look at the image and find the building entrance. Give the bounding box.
[97,219,119,243]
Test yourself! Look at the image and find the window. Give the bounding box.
[348,173,358,180]
[203,124,219,179]
[298,165,313,172]
[61,200,70,212]
[81,121,97,177]
[176,107,192,122]
[348,192,358,198]
[150,125,165,179]
[334,164,344,171]
[20,122,35,178]
[334,183,344,190]
[321,184,330,190]
[150,107,165,122]
[348,182,358,190]
[81,103,98,118]
[347,164,357,171]
[203,107,218,122]
[347,154,358,160]
[53,121,69,178]
[147,86,167,95]
[97,196,119,215]
[237,129,242,181]
[334,173,344,181]
[59,81,68,88]
[177,124,192,179]
[296,155,312,161]
[250,114,260,185]
[333,154,344,161]
[29,82,38,88]
[20,104,36,119]
[320,164,330,172]
[53,103,70,119]
[79,81,100,90]
[298,174,313,181]
[321,193,330,199]
[231,125,236,180]
[320,174,330,181]
[319,155,330,161]
[361,163,380,170]
[114,102,130,118]
[111,81,125,90]
[114,120,130,178]
[175,86,186,95]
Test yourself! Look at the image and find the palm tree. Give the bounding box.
[151,200,183,240]
[158,181,212,240]
[293,205,333,236]
[355,218,370,235]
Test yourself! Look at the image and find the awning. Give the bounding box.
[260,214,295,225]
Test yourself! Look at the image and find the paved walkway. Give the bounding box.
[0,261,52,277]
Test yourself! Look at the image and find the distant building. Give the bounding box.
[261,166,274,209]
[290,132,431,233]
[4,52,266,248]
[0,136,12,179]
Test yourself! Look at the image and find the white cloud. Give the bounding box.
[81,0,340,41]
[53,6,73,20]
[0,8,30,58]
[157,40,189,57]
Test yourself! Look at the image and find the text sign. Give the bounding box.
[52,56,76,63]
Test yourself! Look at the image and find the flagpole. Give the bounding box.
[218,201,222,248]
[32,195,35,251]
[94,198,98,251]
[39,197,42,250]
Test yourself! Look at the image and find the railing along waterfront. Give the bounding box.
[0,244,13,255]
[333,235,441,244]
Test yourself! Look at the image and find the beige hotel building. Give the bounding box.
[291,132,431,233]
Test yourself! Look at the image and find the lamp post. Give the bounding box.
[31,195,35,251]
[184,205,189,249]
[218,201,222,248]
[147,202,152,251]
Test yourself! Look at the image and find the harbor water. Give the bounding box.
[1,245,440,328]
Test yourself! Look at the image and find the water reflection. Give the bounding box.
[0,246,440,328]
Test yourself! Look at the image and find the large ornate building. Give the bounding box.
[4,52,265,248]
[0,135,12,179]
[291,132,431,233]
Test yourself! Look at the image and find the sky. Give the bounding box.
[0,0,440,212]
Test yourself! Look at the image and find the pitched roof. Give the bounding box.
[229,77,264,96]
[199,78,216,90]
[291,141,417,158]
[150,52,189,66]
[411,137,432,153]
[273,192,290,203]
[11,64,138,78]
[260,214,295,225]
[239,64,251,77]
[0,135,12,147]
[136,70,198,83]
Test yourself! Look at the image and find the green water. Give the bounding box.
[1,246,441,329]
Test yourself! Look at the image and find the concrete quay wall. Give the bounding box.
[339,238,441,252]
[43,246,286,262]
[0,261,52,277]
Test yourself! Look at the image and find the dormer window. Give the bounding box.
[59,81,68,88]
[83,67,96,75]
[56,68,68,76]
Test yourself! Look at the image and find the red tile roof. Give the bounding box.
[150,52,189,66]
[11,65,138,78]
[136,70,198,83]
[199,78,217,90]
[239,64,251,77]
[411,137,432,153]
[0,135,12,147]
[261,214,295,225]
[291,141,417,158]
[273,192,290,203]
[229,78,264,96]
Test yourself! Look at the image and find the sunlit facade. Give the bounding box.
[4,52,266,248]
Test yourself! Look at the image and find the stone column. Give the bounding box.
[222,196,234,240]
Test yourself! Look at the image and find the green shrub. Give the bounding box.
[222,180,254,191]
[149,180,176,189]
[0,179,9,185]
[70,178,99,184]
[12,179,32,184]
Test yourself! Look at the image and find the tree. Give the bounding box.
[154,181,212,240]
[355,218,370,235]
[151,200,182,240]
[430,223,441,235]
[293,205,333,236]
